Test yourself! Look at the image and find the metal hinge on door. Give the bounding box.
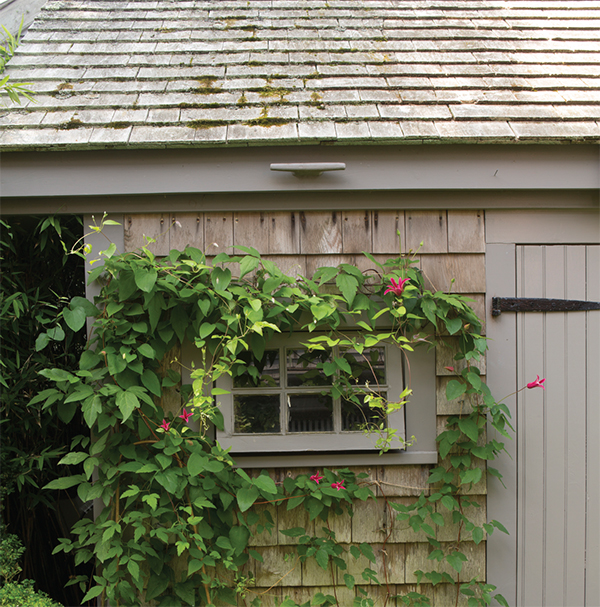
[491,297,600,317]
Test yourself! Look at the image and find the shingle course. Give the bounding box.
[1,0,599,150]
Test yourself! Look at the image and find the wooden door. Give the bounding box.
[488,243,599,607]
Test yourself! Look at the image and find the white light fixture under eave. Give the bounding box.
[270,163,346,178]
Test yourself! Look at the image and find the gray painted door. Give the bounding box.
[514,245,599,606]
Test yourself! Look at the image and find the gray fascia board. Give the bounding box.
[1,144,598,199]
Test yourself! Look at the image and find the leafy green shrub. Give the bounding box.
[0,580,63,607]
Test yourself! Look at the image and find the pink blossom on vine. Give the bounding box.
[527,375,546,390]
[444,366,455,372]
[179,409,192,423]
[310,472,324,484]
[160,419,171,432]
[384,277,410,297]
[331,480,345,491]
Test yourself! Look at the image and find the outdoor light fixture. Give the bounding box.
[270,162,346,178]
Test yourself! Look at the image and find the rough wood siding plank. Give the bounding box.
[328,510,351,544]
[406,542,485,584]
[268,212,300,255]
[233,211,269,254]
[277,503,315,546]
[305,254,354,277]
[517,245,545,607]
[244,587,281,607]
[342,210,372,254]
[405,211,448,254]
[421,253,486,293]
[123,213,170,255]
[436,376,486,415]
[248,503,278,547]
[341,543,385,587]
[170,212,204,251]
[351,498,386,544]
[586,245,600,607]
[283,585,354,604]
[436,338,486,375]
[376,465,431,498]
[388,497,430,543]
[436,495,486,542]
[299,211,343,255]
[447,210,485,253]
[563,246,587,606]
[433,583,470,606]
[263,255,307,279]
[205,212,233,256]
[373,210,405,255]
[252,546,302,588]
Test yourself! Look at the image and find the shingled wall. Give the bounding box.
[123,209,487,606]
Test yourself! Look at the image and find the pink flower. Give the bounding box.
[384,277,410,297]
[310,472,324,485]
[179,408,192,423]
[331,480,345,491]
[444,366,455,372]
[527,375,546,390]
[160,419,171,432]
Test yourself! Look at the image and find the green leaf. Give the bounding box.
[460,467,482,485]
[315,547,329,570]
[141,369,161,397]
[359,542,376,563]
[458,417,479,442]
[58,401,77,424]
[240,255,260,278]
[445,317,463,335]
[446,551,467,573]
[81,586,104,603]
[279,527,306,538]
[58,452,88,465]
[237,486,259,512]
[44,474,85,491]
[155,469,179,494]
[229,526,250,556]
[35,333,50,351]
[138,343,155,359]
[253,474,277,495]
[446,379,467,401]
[211,267,231,292]
[472,526,484,545]
[70,296,100,317]
[116,389,140,423]
[63,307,87,332]
[343,573,355,590]
[133,266,158,293]
[145,574,170,601]
[171,305,189,343]
[336,273,358,307]
[187,452,208,477]
[491,519,509,535]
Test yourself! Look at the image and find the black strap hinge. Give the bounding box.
[492,297,600,317]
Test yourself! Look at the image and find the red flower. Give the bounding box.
[179,408,192,423]
[160,419,171,432]
[384,277,410,297]
[331,480,345,491]
[310,472,324,485]
[527,375,546,390]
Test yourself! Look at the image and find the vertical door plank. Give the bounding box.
[123,213,170,255]
[405,210,447,254]
[170,213,204,252]
[342,210,372,254]
[234,212,269,255]
[372,210,405,254]
[542,246,567,606]
[299,211,343,254]
[586,245,600,607]
[447,210,485,253]
[204,212,233,256]
[564,246,587,606]
[269,212,300,255]
[517,245,545,607]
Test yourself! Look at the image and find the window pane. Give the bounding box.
[233,350,280,388]
[288,393,333,432]
[341,347,386,385]
[341,392,387,431]
[234,395,280,433]
[286,349,332,387]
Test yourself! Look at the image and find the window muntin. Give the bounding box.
[217,335,406,454]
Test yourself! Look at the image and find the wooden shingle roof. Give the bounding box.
[1,0,599,150]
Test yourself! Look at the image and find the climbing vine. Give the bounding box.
[33,218,511,607]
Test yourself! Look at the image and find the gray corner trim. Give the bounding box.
[2,145,598,199]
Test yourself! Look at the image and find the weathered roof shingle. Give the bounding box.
[1,0,599,150]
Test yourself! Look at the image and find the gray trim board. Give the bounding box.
[2,145,598,199]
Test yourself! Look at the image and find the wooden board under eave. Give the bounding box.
[342,210,372,254]
[299,211,343,254]
[447,210,485,253]
[405,210,448,254]
[170,212,204,251]
[204,212,234,256]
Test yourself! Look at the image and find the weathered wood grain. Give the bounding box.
[299,212,343,254]
[268,212,301,255]
[351,498,386,544]
[376,465,431,498]
[436,495,486,542]
[373,210,405,255]
[123,213,170,255]
[447,210,485,253]
[388,497,430,543]
[405,211,448,254]
[204,212,233,256]
[263,255,307,279]
[342,210,372,254]
[252,546,302,587]
[421,253,486,293]
[233,211,268,254]
[436,376,487,415]
[248,503,278,547]
[405,542,485,583]
[436,338,486,375]
[170,212,204,251]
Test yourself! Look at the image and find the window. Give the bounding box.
[213,334,438,467]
